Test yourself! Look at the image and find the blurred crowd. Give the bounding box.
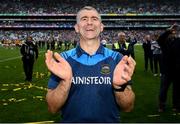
[0,0,179,14]
[0,0,179,47]
[0,0,179,49]
[0,30,164,49]
[1,21,177,29]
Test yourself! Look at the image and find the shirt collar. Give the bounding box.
[76,44,105,57]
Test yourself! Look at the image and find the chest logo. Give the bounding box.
[100,64,111,75]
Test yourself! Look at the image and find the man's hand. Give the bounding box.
[113,56,136,88]
[168,23,179,32]
[45,50,72,82]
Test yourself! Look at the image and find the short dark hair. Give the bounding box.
[76,6,101,23]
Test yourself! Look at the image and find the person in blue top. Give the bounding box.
[45,6,136,123]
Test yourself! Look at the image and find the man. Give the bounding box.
[127,34,137,59]
[20,36,38,81]
[112,32,128,56]
[157,24,180,112]
[45,6,136,123]
[142,35,153,73]
[151,34,162,77]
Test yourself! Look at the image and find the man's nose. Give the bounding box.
[87,19,93,25]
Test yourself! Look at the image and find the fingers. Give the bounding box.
[121,55,128,63]
[127,56,136,70]
[121,67,131,82]
[128,56,136,66]
[113,55,136,86]
[45,50,56,71]
[54,52,65,63]
[119,56,136,72]
[123,64,131,79]
[121,56,136,81]
[45,51,63,64]
[117,55,128,67]
[127,57,136,76]
[45,50,53,64]
[113,68,127,85]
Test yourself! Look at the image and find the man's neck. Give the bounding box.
[80,39,100,55]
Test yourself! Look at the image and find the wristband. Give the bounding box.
[113,81,132,92]
[113,83,128,92]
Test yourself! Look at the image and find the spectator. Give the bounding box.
[112,32,131,56]
[142,35,153,73]
[157,24,180,112]
[20,36,38,81]
[151,34,162,76]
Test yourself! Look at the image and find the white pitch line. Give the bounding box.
[0,56,21,62]
[0,50,45,63]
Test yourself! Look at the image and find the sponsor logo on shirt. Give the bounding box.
[72,76,111,85]
[100,64,111,75]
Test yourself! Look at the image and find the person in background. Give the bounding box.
[127,33,137,59]
[45,6,136,123]
[142,35,153,73]
[151,34,162,77]
[20,36,38,82]
[157,24,180,113]
[112,32,131,56]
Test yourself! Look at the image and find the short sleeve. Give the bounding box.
[48,73,61,89]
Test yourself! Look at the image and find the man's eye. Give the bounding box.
[92,18,98,21]
[82,18,87,21]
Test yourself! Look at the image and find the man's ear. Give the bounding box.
[100,23,104,32]
[74,24,79,33]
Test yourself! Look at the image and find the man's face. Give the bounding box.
[75,10,104,40]
[119,34,126,43]
[27,37,32,42]
[146,35,151,41]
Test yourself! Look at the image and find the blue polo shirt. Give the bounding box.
[48,44,123,123]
